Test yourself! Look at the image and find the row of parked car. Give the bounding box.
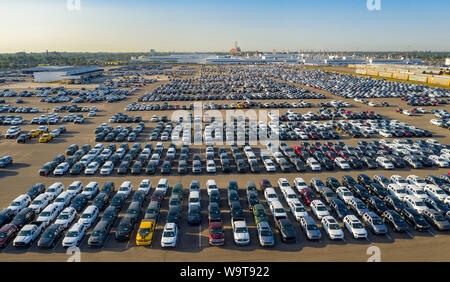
[94,123,145,142]
[0,105,39,114]
[2,172,449,250]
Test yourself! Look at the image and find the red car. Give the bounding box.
[150,191,164,203]
[259,179,272,190]
[209,221,224,246]
[299,188,317,206]
[294,146,302,155]
[0,224,18,248]
[396,108,403,113]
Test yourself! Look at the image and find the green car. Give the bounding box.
[253,204,268,224]
[172,183,183,200]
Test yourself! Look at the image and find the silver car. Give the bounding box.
[300,215,321,240]
[256,222,275,247]
[362,212,388,235]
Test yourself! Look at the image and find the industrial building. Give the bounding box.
[21,66,104,84]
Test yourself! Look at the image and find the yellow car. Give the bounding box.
[39,133,53,143]
[136,219,155,246]
[30,130,42,138]
[236,103,243,109]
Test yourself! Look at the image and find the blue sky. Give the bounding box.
[0,0,449,52]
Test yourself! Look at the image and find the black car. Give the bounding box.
[115,216,136,241]
[351,184,371,201]
[160,161,171,174]
[383,195,405,213]
[0,209,14,228]
[275,218,296,243]
[167,206,181,225]
[221,159,231,172]
[357,174,373,188]
[326,177,341,191]
[37,224,64,248]
[93,192,110,211]
[110,194,127,211]
[26,183,46,200]
[17,134,31,143]
[382,210,409,232]
[231,201,244,221]
[101,206,119,225]
[401,208,430,231]
[319,158,334,170]
[118,161,130,174]
[187,205,202,225]
[341,175,357,189]
[249,160,261,173]
[70,194,88,212]
[100,182,116,198]
[132,190,146,207]
[144,201,161,221]
[124,202,142,223]
[236,159,247,173]
[367,183,388,199]
[145,161,157,174]
[88,220,112,248]
[39,161,57,176]
[247,192,260,210]
[348,156,363,169]
[131,161,143,174]
[11,208,35,229]
[209,190,221,206]
[208,202,221,222]
[366,196,388,215]
[329,199,351,220]
[69,162,84,175]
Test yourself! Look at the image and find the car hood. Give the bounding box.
[234,232,249,240]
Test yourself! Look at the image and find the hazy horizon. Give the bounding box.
[1,0,449,53]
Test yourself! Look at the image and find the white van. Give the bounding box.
[206,179,218,196]
[403,195,429,214]
[53,191,72,211]
[37,204,60,227]
[156,179,169,195]
[188,191,201,209]
[29,193,51,213]
[8,194,31,214]
[77,205,100,228]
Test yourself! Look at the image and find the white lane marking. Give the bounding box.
[428,229,436,237]
[385,233,392,240]
[405,231,414,239]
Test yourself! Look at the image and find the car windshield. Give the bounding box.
[58,214,69,219]
[307,225,318,230]
[164,231,175,237]
[41,212,51,217]
[317,206,327,211]
[19,230,32,236]
[11,202,21,206]
[329,224,340,230]
[296,207,305,212]
[353,223,364,229]
[32,200,42,205]
[42,231,55,238]
[373,219,383,225]
[236,227,247,233]
[0,232,7,238]
[139,228,152,236]
[282,225,293,231]
[211,228,222,234]
[92,231,104,237]
[260,230,272,236]
[119,225,129,232]
[435,214,446,221]
[55,198,65,202]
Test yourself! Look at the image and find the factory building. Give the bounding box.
[21,66,104,84]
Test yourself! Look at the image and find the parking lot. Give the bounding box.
[0,65,449,262]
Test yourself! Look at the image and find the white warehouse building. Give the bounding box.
[22,66,104,84]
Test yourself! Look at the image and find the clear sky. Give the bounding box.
[0,0,449,53]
